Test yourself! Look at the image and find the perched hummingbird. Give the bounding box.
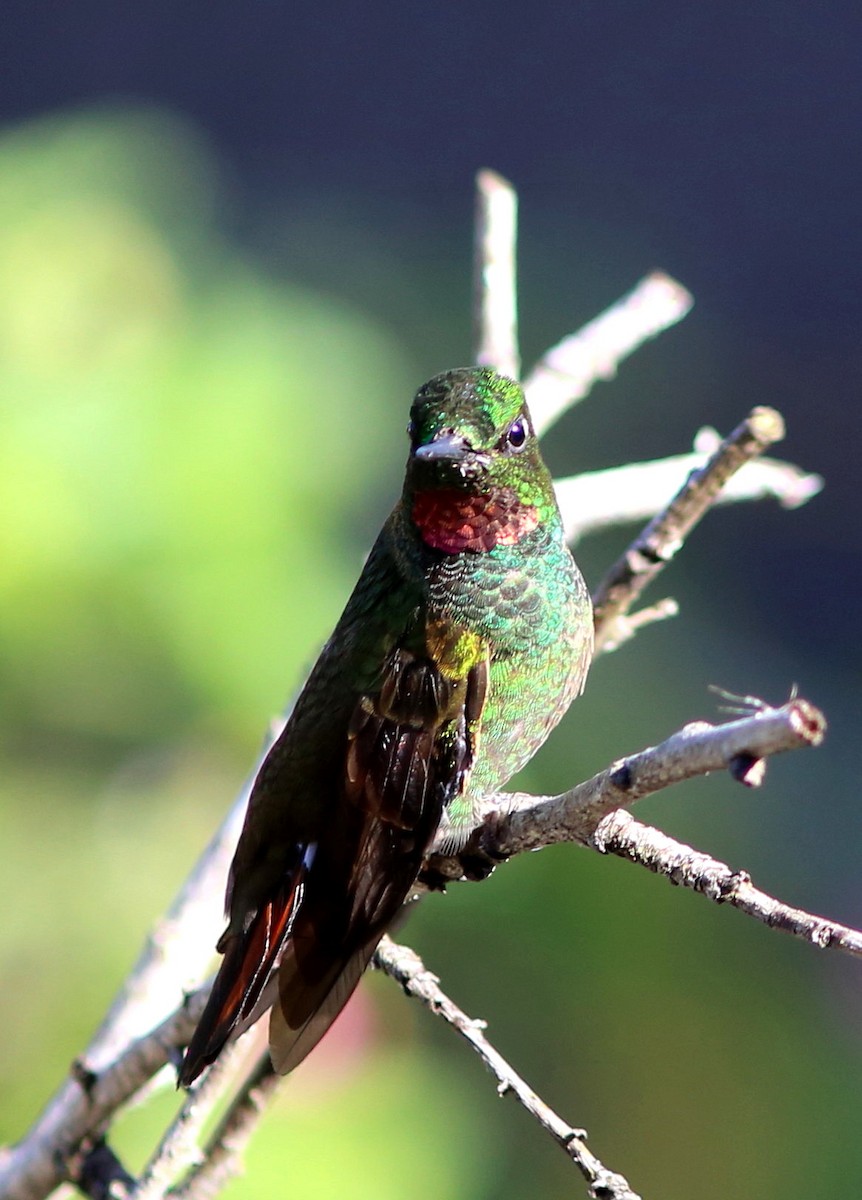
[179,367,592,1084]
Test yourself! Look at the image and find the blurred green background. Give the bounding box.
[1,11,861,1194]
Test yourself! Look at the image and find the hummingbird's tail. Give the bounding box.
[178,853,309,1088]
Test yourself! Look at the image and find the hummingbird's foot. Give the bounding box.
[421,811,510,889]
[458,811,511,882]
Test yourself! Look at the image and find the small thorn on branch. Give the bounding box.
[70,1059,99,1097]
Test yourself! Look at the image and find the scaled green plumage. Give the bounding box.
[180,367,592,1084]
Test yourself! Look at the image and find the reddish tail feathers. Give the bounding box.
[179,875,303,1087]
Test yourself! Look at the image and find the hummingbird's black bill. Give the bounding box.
[413,431,473,461]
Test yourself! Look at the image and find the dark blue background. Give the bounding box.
[4,1,857,585]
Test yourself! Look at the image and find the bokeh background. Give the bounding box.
[1,4,860,1198]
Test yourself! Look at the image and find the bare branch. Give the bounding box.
[591,809,862,958]
[421,699,861,967]
[135,1023,269,1200]
[1,690,831,1200]
[170,1051,279,1200]
[525,271,693,436]
[0,700,835,1200]
[590,597,680,654]
[0,990,209,1200]
[473,169,520,379]
[374,937,642,1200]
[592,407,786,652]
[427,698,826,869]
[555,441,823,544]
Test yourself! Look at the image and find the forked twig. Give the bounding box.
[591,407,786,652]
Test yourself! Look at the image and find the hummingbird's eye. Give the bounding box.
[502,417,528,453]
[407,419,416,442]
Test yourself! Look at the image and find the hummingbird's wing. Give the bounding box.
[180,624,489,1086]
[268,631,489,1074]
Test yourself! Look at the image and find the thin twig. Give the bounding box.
[374,937,642,1200]
[427,699,826,870]
[590,597,680,653]
[593,809,862,957]
[591,407,786,652]
[135,1023,268,1200]
[170,1052,279,1200]
[525,271,693,437]
[554,444,822,544]
[473,169,520,379]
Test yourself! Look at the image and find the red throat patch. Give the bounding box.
[412,487,539,554]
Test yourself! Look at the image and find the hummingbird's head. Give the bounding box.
[405,367,557,554]
[407,367,544,489]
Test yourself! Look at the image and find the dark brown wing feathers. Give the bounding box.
[266,643,488,1073]
[180,633,489,1086]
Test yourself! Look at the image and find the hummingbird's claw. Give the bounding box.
[459,812,511,881]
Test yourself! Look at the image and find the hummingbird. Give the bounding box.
[179,367,592,1085]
